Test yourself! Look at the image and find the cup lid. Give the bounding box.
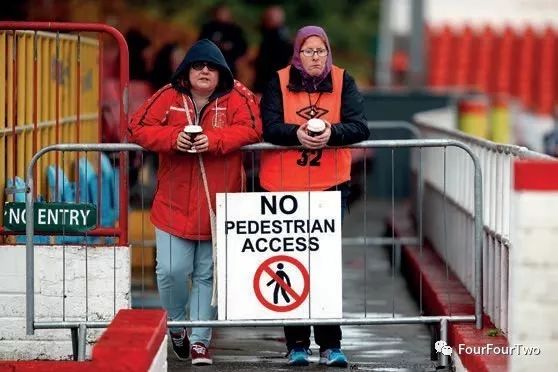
[184,125,203,133]
[307,118,325,132]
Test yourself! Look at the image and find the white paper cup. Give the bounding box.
[307,118,326,137]
[184,125,203,153]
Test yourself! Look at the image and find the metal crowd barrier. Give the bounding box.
[23,139,483,367]
[415,112,555,335]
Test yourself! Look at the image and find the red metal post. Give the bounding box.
[12,32,18,189]
[97,35,103,233]
[55,32,60,202]
[33,32,38,199]
[75,33,81,202]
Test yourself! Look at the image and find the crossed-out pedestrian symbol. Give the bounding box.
[253,255,310,312]
[266,263,291,304]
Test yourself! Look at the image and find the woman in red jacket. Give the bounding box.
[129,39,261,365]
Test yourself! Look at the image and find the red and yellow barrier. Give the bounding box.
[0,30,100,233]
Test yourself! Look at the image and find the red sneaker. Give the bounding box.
[190,342,213,365]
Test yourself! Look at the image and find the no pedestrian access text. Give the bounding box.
[225,195,336,252]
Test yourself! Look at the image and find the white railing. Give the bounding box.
[413,108,553,335]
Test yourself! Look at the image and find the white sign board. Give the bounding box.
[216,191,342,320]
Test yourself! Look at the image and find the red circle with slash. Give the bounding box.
[253,255,310,312]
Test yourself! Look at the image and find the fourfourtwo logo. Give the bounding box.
[435,340,453,356]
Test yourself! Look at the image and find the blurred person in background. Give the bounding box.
[391,50,409,87]
[123,29,155,199]
[199,3,247,76]
[259,25,369,367]
[150,42,185,90]
[253,5,293,95]
[128,39,261,365]
[1,0,28,20]
[103,29,153,144]
[128,42,186,203]
[126,28,152,81]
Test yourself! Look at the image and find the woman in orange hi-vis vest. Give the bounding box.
[259,26,369,367]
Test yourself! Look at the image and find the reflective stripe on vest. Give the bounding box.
[260,65,351,191]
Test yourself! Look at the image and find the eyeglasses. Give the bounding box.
[300,48,328,57]
[191,61,218,72]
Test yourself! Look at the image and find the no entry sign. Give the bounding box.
[217,191,342,320]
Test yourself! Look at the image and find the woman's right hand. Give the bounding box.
[176,132,193,152]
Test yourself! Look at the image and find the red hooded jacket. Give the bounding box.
[129,81,261,240]
[128,40,261,240]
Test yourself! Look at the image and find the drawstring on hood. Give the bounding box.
[171,39,234,96]
[173,39,234,308]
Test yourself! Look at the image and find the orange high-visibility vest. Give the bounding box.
[260,65,351,191]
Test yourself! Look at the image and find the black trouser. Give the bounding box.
[284,182,350,352]
[285,325,342,352]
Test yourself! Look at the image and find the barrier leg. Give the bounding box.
[439,318,449,368]
[429,323,439,361]
[394,242,402,272]
[78,323,87,361]
[71,327,78,361]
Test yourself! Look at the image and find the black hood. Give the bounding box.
[170,39,234,95]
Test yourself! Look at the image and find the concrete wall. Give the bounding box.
[0,245,130,360]
[0,309,167,371]
[510,161,558,371]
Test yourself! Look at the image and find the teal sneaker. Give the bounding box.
[319,348,348,367]
[287,347,311,366]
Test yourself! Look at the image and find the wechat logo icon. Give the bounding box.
[435,340,453,356]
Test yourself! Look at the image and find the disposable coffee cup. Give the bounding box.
[307,118,326,137]
[184,125,203,153]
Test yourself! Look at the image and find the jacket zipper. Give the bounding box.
[193,98,212,125]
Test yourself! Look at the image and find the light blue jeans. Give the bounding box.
[155,228,216,346]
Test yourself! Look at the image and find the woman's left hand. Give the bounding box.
[315,120,332,147]
[192,134,209,153]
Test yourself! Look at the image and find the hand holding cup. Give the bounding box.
[183,125,204,153]
[306,118,326,137]
[176,132,193,152]
[296,118,331,149]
